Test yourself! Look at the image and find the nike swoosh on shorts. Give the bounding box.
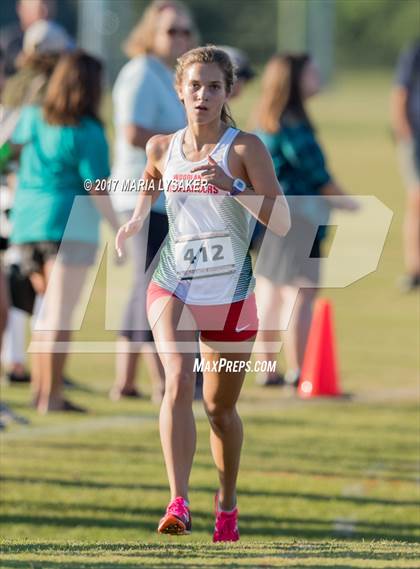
[235,324,250,333]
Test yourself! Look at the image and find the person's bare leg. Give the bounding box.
[254,276,282,379]
[112,212,163,399]
[29,338,42,406]
[149,296,197,501]
[39,330,71,412]
[111,341,165,402]
[403,189,420,277]
[142,349,165,403]
[35,260,88,413]
[110,337,140,398]
[280,285,316,371]
[28,276,48,407]
[201,339,254,511]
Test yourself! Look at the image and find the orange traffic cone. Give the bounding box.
[298,298,342,398]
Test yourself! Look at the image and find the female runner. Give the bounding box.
[115,46,290,541]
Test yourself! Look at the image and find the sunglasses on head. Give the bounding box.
[166,27,192,38]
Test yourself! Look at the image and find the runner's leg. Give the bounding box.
[201,338,255,511]
[149,294,197,501]
[280,285,317,372]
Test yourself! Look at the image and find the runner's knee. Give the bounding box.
[164,367,194,404]
[205,403,237,433]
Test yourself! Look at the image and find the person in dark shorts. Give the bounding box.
[252,53,358,387]
[391,40,420,292]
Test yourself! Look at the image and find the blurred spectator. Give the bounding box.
[219,45,260,253]
[9,50,120,414]
[219,45,255,99]
[109,0,197,403]
[0,46,25,431]
[252,53,358,388]
[0,179,31,384]
[0,18,74,386]
[0,0,56,77]
[2,18,74,109]
[0,48,9,373]
[391,39,420,292]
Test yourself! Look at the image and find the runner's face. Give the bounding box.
[179,63,228,124]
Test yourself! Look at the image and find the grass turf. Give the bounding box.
[1,70,419,567]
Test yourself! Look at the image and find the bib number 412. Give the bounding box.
[175,233,235,279]
[184,243,224,264]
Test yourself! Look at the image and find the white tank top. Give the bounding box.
[152,126,255,305]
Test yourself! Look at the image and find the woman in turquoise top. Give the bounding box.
[10,50,120,414]
[252,53,358,388]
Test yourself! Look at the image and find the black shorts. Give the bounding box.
[0,237,8,252]
[145,211,169,270]
[19,240,97,277]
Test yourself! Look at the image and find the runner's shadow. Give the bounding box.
[2,509,418,542]
[2,475,418,508]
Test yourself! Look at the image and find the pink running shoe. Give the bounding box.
[213,492,239,542]
[158,496,192,535]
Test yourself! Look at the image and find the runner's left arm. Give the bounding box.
[236,134,291,236]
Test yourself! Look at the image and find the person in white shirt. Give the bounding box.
[109,0,198,402]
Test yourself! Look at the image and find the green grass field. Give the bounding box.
[1,70,419,568]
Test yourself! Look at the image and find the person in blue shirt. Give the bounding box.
[252,53,358,388]
[391,40,420,292]
[10,50,120,413]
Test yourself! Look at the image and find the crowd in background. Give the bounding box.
[0,0,418,423]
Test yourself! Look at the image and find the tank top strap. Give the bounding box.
[162,128,184,171]
[210,127,240,177]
